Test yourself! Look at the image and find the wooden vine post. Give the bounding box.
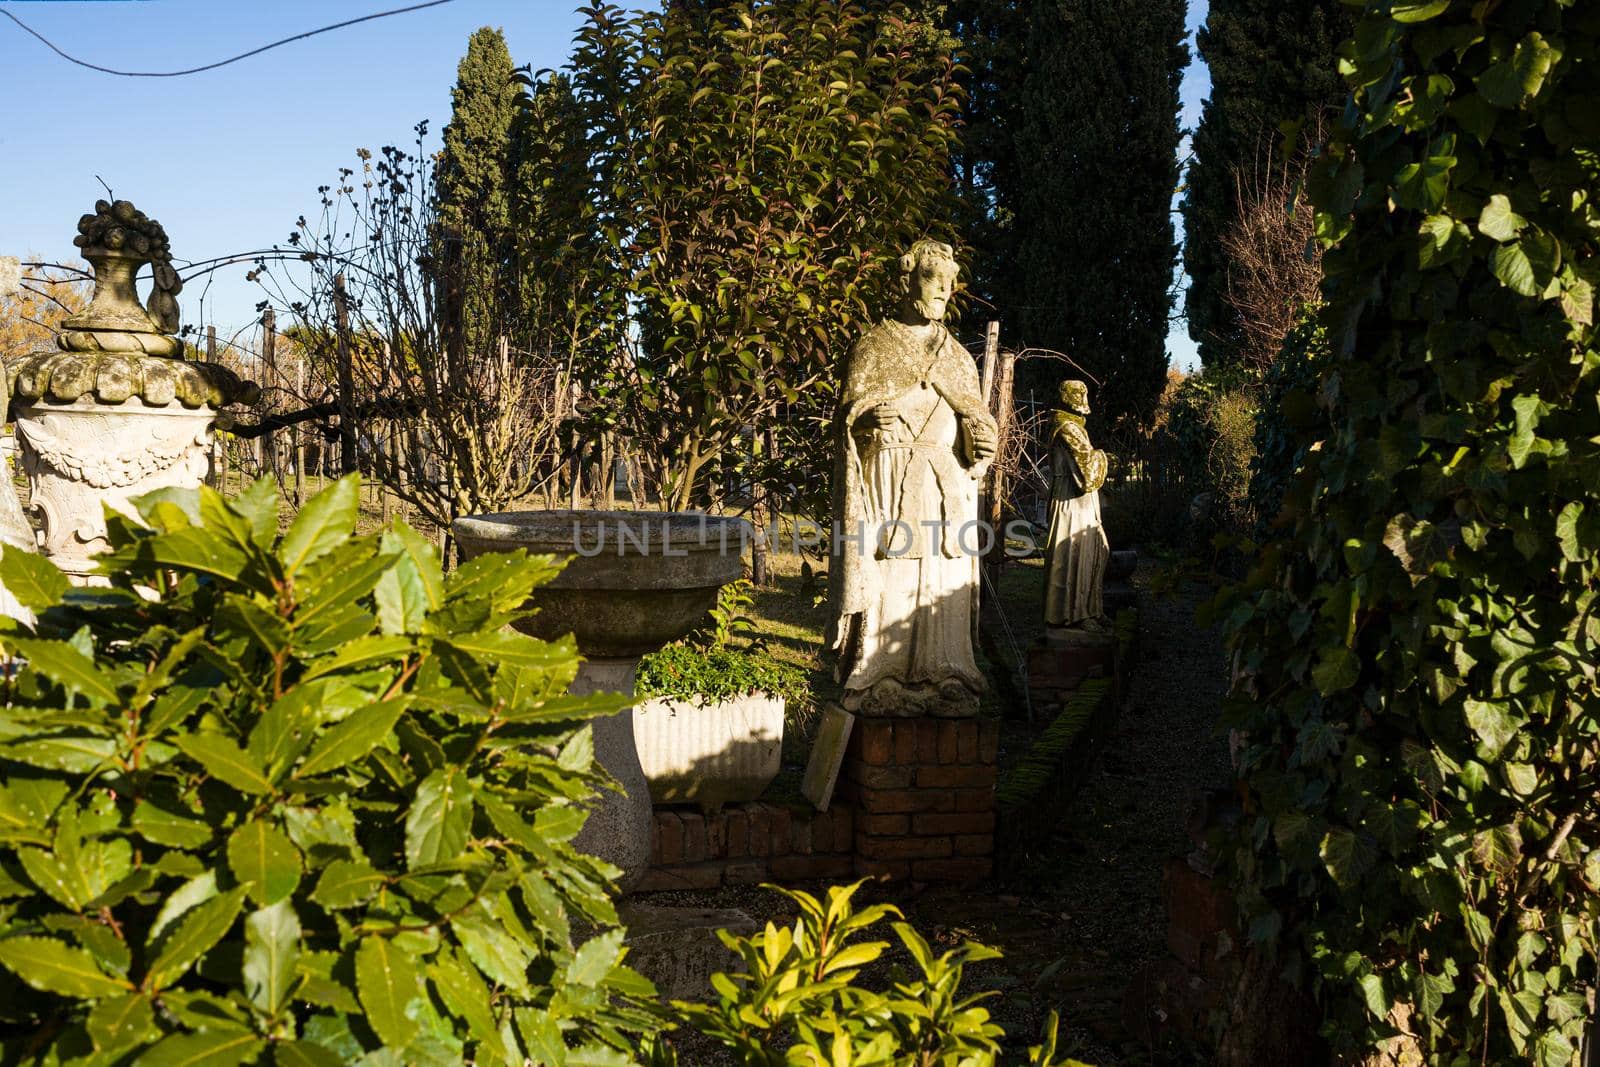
[261,309,277,479]
[334,273,358,476]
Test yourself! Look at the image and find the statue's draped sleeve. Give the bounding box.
[1052,413,1107,494]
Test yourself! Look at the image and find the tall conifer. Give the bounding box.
[1179,0,1354,374]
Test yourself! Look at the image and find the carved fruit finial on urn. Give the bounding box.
[60,199,184,357]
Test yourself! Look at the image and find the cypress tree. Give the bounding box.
[435,27,520,349]
[1179,0,1354,374]
[1012,0,1187,432]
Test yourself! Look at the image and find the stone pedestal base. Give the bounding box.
[570,657,653,895]
[14,399,217,584]
[1027,627,1115,719]
[620,903,756,1000]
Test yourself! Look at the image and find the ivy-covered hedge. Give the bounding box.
[1216,0,1599,1061]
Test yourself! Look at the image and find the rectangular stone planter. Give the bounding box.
[633,693,785,812]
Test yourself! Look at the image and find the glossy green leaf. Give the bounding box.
[0,936,132,998]
[134,1029,264,1067]
[174,732,274,795]
[295,698,408,778]
[242,900,300,1014]
[278,473,360,576]
[145,887,247,991]
[355,936,421,1050]
[227,820,301,905]
[310,859,387,910]
[405,768,474,869]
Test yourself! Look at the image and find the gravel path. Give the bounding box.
[643,568,1233,1065]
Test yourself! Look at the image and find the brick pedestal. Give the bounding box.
[1027,629,1116,718]
[843,718,999,883]
[638,803,854,892]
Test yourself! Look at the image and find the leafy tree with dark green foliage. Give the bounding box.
[552,0,962,515]
[1012,0,1187,433]
[1215,0,1599,1060]
[1180,0,1354,374]
[436,27,522,351]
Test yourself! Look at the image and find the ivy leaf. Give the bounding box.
[1559,276,1594,325]
[1555,502,1586,562]
[0,936,132,998]
[1471,824,1523,876]
[227,821,301,905]
[1463,699,1521,758]
[355,937,421,1050]
[1476,194,1526,242]
[1475,32,1559,108]
[1357,973,1389,1018]
[1491,241,1539,297]
[405,768,474,869]
[242,900,300,1015]
[1390,0,1450,21]
[1319,827,1376,890]
[1311,647,1359,695]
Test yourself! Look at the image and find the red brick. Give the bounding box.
[978,720,1000,763]
[851,764,915,789]
[953,833,995,856]
[853,857,911,881]
[682,814,708,863]
[791,814,814,855]
[912,857,991,883]
[1164,858,1235,972]
[748,807,771,856]
[830,806,852,849]
[955,789,993,813]
[769,854,855,882]
[635,864,721,892]
[807,809,832,852]
[655,812,683,866]
[915,722,940,763]
[725,809,750,857]
[766,806,793,857]
[723,861,768,886]
[894,722,919,765]
[857,835,953,861]
[859,787,955,815]
[912,812,996,835]
[956,721,979,763]
[858,721,894,766]
[856,812,910,836]
[706,812,727,859]
[938,721,959,763]
[917,764,997,790]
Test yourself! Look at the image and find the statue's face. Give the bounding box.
[907,257,957,322]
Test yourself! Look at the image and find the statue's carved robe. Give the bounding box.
[828,318,995,713]
[1042,414,1109,627]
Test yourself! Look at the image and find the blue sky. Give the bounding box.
[1,0,1211,370]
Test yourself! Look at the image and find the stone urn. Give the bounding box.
[452,510,750,891]
[9,201,253,582]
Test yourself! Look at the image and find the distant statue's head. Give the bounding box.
[1060,380,1091,416]
[896,239,958,324]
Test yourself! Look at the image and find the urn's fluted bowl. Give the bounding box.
[452,510,751,658]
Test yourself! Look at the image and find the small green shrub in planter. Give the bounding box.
[635,580,812,719]
[0,476,661,1064]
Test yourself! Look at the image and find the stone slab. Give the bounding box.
[620,903,757,1001]
[802,704,854,811]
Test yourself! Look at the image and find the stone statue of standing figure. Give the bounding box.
[828,239,998,718]
[1042,379,1109,630]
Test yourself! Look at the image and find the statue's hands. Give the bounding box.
[965,414,999,462]
[860,402,904,432]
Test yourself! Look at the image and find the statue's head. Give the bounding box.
[1059,380,1090,415]
[896,239,958,323]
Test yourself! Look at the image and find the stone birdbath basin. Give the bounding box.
[452,509,750,892]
